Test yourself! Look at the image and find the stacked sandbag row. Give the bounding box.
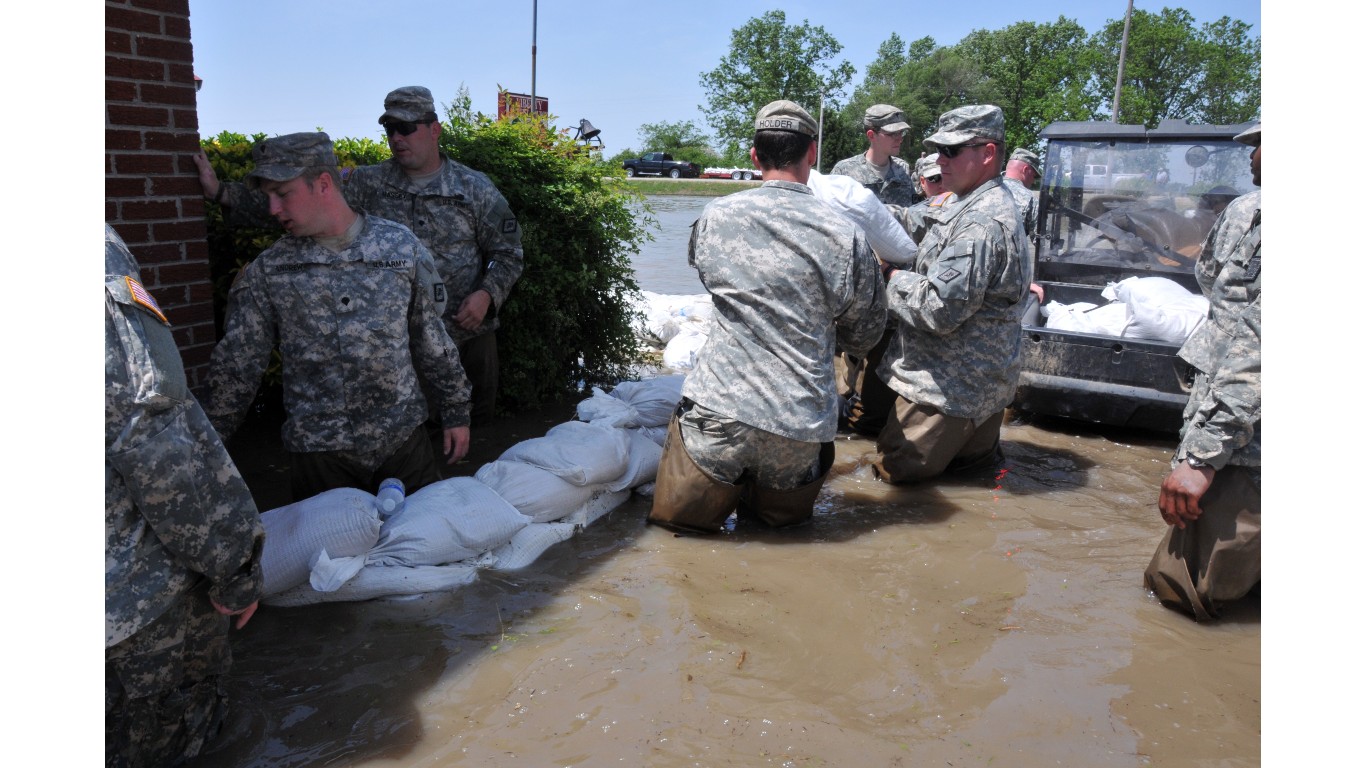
[258,376,685,607]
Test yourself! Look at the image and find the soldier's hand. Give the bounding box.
[212,598,259,630]
[193,150,222,201]
[455,290,493,331]
[1157,463,1214,529]
[443,425,471,464]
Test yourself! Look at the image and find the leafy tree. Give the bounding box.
[955,17,1099,152]
[699,10,856,152]
[1088,7,1260,127]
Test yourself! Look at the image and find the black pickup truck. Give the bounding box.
[623,152,702,179]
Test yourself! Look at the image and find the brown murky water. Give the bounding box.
[187,195,1257,766]
[187,410,1258,768]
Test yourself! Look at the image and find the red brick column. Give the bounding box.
[106,0,216,387]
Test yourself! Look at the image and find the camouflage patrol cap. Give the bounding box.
[246,132,336,188]
[754,100,818,139]
[1009,147,1042,176]
[915,154,942,179]
[1234,121,1260,147]
[864,104,910,133]
[924,104,1005,149]
[379,85,438,123]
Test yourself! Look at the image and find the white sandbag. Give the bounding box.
[633,291,714,348]
[607,428,664,491]
[264,562,481,607]
[491,523,577,570]
[576,387,638,427]
[1042,300,1129,336]
[366,477,528,567]
[807,169,919,264]
[259,487,382,596]
[308,548,368,593]
[662,324,708,371]
[608,376,683,428]
[635,424,668,447]
[475,459,601,524]
[1104,276,1209,343]
[564,489,632,528]
[499,420,631,487]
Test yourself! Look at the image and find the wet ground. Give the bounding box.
[187,400,1259,768]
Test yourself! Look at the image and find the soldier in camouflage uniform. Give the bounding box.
[204,133,472,502]
[648,101,888,534]
[1002,147,1041,238]
[196,86,522,425]
[1143,123,1261,621]
[829,104,921,207]
[873,105,1032,484]
[830,105,918,438]
[105,224,264,767]
[915,153,947,200]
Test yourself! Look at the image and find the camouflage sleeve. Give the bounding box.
[409,244,472,428]
[219,181,282,231]
[886,225,997,334]
[888,204,934,243]
[205,261,275,440]
[107,289,264,610]
[835,233,889,358]
[473,186,524,312]
[1177,270,1261,469]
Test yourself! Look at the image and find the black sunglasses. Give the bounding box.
[383,119,430,137]
[937,142,994,159]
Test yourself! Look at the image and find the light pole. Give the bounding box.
[1112,0,1133,122]
[530,0,538,115]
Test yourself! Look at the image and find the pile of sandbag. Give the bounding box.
[260,376,685,606]
[631,290,714,371]
[1041,276,1209,344]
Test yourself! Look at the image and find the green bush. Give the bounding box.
[199,117,650,411]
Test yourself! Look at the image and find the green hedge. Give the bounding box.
[199,117,649,412]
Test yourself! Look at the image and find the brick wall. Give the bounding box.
[106,0,216,387]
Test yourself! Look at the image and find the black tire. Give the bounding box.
[669,168,681,179]
[742,171,754,181]
[731,170,742,180]
[625,167,636,177]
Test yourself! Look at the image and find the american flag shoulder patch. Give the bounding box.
[126,277,169,325]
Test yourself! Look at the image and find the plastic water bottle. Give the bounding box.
[376,477,405,517]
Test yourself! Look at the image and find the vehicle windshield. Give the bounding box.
[1036,137,1256,283]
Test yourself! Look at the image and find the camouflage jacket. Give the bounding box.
[1001,176,1038,239]
[681,180,888,442]
[829,152,921,207]
[105,225,263,648]
[206,214,470,457]
[1175,190,1260,470]
[223,156,523,343]
[880,178,1032,420]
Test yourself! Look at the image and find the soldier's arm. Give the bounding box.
[835,235,889,358]
[409,243,473,431]
[886,226,996,334]
[204,263,276,441]
[472,186,525,313]
[106,283,264,611]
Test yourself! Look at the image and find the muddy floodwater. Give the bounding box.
[187,195,1258,767]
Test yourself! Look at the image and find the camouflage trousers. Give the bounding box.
[106,580,231,768]
[649,402,834,534]
[1144,465,1261,621]
[678,401,825,489]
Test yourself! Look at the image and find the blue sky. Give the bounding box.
[187,1,1263,153]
